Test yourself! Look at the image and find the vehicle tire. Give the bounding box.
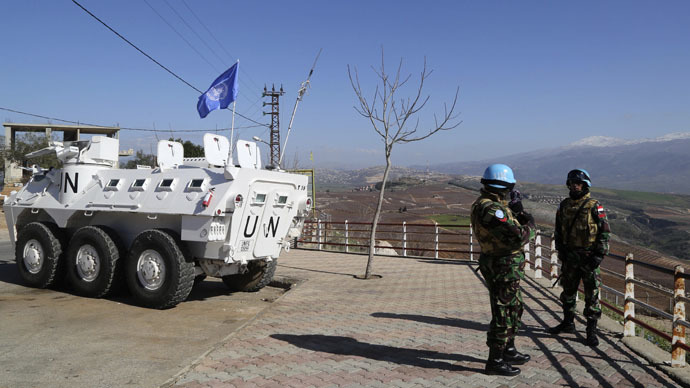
[65,226,121,298]
[126,229,194,309]
[222,259,277,292]
[15,222,64,288]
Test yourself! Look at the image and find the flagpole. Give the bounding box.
[230,59,239,165]
[230,100,236,164]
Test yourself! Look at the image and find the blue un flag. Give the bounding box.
[197,62,239,118]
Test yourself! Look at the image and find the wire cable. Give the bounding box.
[143,0,220,74]
[0,106,264,132]
[180,0,265,94]
[162,0,263,104]
[71,0,269,128]
[71,0,203,94]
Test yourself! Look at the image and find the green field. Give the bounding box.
[593,187,690,207]
[428,214,471,227]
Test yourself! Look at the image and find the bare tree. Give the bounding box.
[348,50,461,279]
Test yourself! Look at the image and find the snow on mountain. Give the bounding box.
[569,132,690,148]
[569,136,633,147]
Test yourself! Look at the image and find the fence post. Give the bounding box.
[434,222,439,259]
[317,219,323,251]
[534,231,542,279]
[550,233,558,280]
[345,220,349,253]
[469,224,474,262]
[672,265,686,367]
[402,221,407,257]
[624,253,636,337]
[523,241,531,272]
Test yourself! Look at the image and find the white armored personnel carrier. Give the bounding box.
[3,134,311,308]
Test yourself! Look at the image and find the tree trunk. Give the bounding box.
[365,151,392,278]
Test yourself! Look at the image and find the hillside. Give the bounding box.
[314,166,450,191]
[313,172,690,262]
[423,133,690,194]
[448,176,690,261]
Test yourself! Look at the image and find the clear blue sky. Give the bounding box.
[1,1,689,169]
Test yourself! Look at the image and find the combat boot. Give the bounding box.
[586,319,599,347]
[503,339,530,365]
[485,346,520,376]
[548,312,576,335]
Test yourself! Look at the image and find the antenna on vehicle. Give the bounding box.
[279,48,322,167]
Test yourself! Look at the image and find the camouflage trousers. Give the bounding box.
[559,250,602,320]
[478,252,526,350]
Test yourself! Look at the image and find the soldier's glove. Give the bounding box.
[584,253,604,272]
[509,190,524,213]
[516,211,534,227]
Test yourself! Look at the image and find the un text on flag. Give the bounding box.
[197,62,239,118]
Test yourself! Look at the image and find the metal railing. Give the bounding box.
[296,219,474,260]
[295,219,689,367]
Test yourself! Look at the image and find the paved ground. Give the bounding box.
[165,250,688,388]
[0,240,286,388]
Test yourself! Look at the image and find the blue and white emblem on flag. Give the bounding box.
[197,62,239,118]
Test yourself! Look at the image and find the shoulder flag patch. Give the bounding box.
[597,205,606,218]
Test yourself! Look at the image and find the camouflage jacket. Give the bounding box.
[471,188,535,256]
[554,192,610,257]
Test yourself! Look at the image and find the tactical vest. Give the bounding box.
[558,196,598,249]
[471,197,521,256]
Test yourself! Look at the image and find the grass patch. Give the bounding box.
[592,187,690,207]
[428,214,471,228]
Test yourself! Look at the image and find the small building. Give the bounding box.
[3,122,120,186]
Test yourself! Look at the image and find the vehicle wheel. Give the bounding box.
[126,229,194,309]
[15,222,64,288]
[222,259,277,292]
[65,226,121,298]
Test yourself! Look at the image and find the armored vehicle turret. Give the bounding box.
[3,134,310,308]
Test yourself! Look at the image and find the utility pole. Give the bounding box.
[262,84,284,167]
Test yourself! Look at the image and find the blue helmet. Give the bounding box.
[566,168,592,188]
[481,164,516,190]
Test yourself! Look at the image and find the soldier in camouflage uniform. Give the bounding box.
[549,169,611,347]
[471,164,536,376]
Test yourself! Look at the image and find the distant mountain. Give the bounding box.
[315,166,449,188]
[423,133,690,194]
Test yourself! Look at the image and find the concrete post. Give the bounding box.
[402,221,407,257]
[672,265,686,367]
[550,233,559,280]
[434,222,439,259]
[317,219,322,251]
[524,241,531,272]
[4,125,22,185]
[469,225,474,262]
[624,253,636,337]
[535,232,542,279]
[345,220,349,253]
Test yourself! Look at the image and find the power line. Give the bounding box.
[180,0,265,94]
[143,0,220,74]
[71,0,268,128]
[0,107,264,132]
[161,0,263,104]
[162,0,225,68]
[71,0,203,94]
